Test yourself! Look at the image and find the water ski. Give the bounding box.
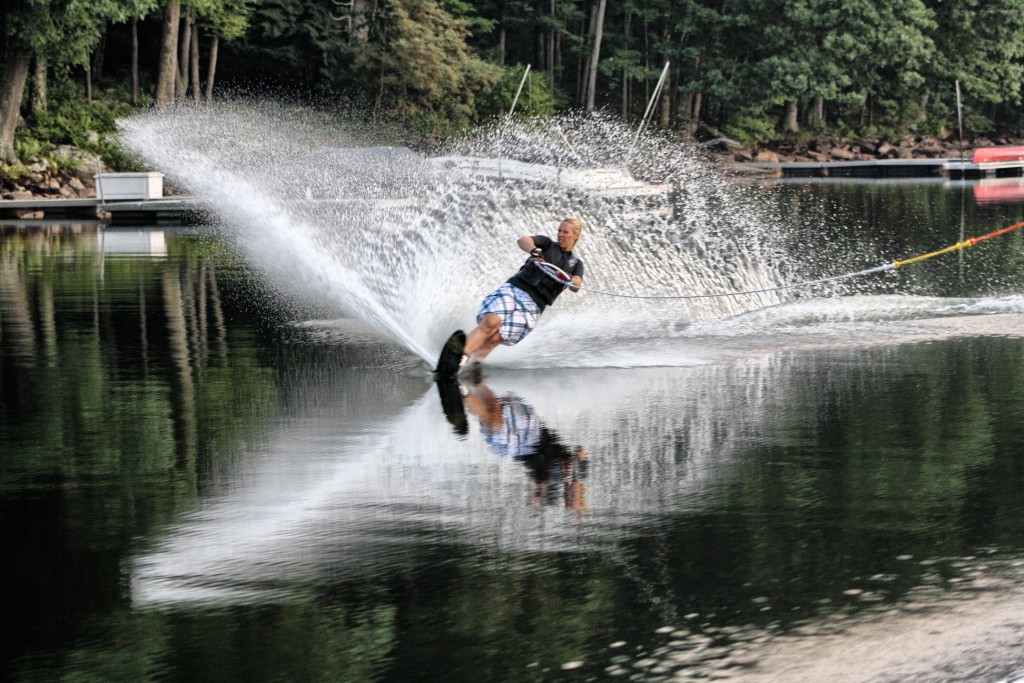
[434,330,466,378]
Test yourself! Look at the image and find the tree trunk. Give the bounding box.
[622,69,628,120]
[659,73,670,127]
[578,1,595,107]
[84,63,93,104]
[205,35,220,102]
[30,55,47,116]
[374,64,385,121]
[919,91,930,122]
[190,23,200,103]
[131,18,140,106]
[621,11,631,120]
[555,28,562,81]
[535,30,544,75]
[809,95,824,127]
[177,14,192,99]
[585,0,607,112]
[547,0,555,88]
[156,0,181,106]
[784,99,799,132]
[498,25,505,66]
[686,48,703,130]
[0,48,31,163]
[92,20,107,82]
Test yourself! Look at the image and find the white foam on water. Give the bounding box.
[119,104,1024,369]
[118,104,791,365]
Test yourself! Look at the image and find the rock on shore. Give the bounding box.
[0,146,105,201]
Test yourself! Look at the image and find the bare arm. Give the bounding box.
[517,235,537,253]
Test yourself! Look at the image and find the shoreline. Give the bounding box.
[3,135,1019,204]
[709,133,1020,170]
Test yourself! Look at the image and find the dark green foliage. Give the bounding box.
[30,99,121,148]
[9,0,1024,144]
[18,82,143,169]
[474,64,557,120]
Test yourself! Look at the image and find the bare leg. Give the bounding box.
[464,313,503,361]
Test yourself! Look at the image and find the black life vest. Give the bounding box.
[507,241,580,310]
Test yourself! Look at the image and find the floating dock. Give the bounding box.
[0,196,207,224]
[6,146,1024,223]
[746,147,1024,179]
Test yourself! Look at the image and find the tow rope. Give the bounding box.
[534,220,1024,300]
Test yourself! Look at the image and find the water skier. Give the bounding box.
[461,218,586,369]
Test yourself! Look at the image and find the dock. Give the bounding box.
[744,157,1024,179]
[5,148,1024,224]
[0,196,208,224]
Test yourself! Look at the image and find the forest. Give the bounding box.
[3,0,1024,165]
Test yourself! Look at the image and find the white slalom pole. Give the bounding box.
[507,64,532,121]
[955,79,964,163]
[631,61,670,154]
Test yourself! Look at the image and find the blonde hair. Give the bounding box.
[561,217,583,236]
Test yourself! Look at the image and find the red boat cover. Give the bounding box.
[972,146,1024,164]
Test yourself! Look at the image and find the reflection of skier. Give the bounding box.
[462,383,588,513]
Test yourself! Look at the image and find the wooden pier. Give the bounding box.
[0,196,208,224]
[745,155,1024,179]
[5,146,1024,224]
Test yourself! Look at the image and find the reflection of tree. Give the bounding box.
[0,247,38,367]
[13,593,399,682]
[163,267,198,492]
[3,225,286,681]
[1,225,277,510]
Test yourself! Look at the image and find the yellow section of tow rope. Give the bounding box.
[893,240,973,268]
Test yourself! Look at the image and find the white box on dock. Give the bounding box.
[94,172,164,200]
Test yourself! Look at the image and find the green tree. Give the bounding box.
[196,0,252,100]
[2,0,148,162]
[352,0,500,128]
[1,1,35,162]
[923,0,1024,133]
[738,0,840,133]
[819,0,935,132]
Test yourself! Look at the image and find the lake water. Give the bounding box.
[2,178,1024,682]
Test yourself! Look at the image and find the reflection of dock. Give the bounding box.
[744,158,1024,179]
[737,174,1024,205]
[0,196,207,224]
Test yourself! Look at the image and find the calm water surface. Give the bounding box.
[3,180,1024,682]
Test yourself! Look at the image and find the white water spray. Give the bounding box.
[119,104,791,365]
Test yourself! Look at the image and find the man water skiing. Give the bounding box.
[461,217,585,370]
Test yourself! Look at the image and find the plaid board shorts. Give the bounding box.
[481,396,542,458]
[477,283,541,346]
